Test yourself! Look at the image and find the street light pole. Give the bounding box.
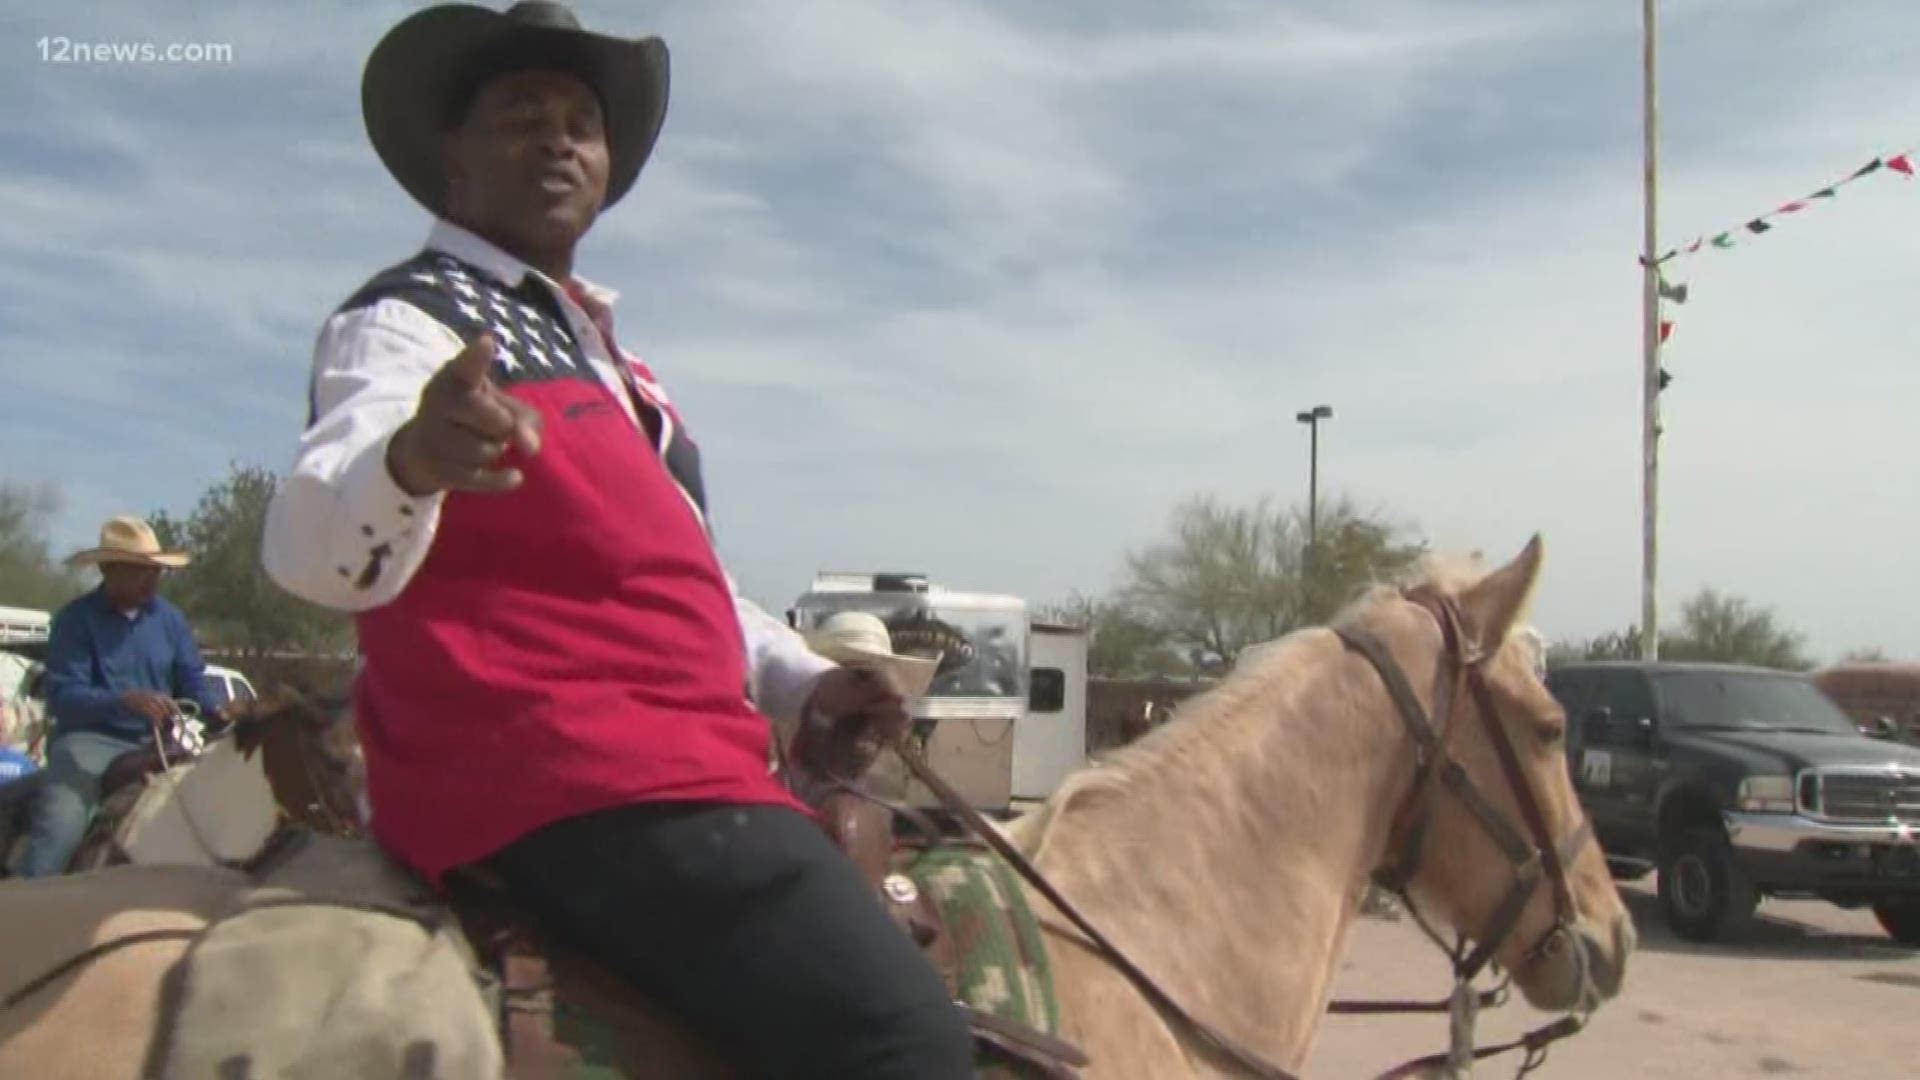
[1295,404,1333,548]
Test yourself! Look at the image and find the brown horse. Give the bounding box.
[0,536,1632,1078]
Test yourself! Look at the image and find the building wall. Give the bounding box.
[1814,663,1920,744]
[1086,677,1215,752]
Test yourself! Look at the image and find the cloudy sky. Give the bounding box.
[3,0,1917,659]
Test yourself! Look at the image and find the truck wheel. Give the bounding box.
[1658,828,1759,942]
[1872,900,1920,946]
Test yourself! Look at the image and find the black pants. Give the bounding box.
[487,801,973,1080]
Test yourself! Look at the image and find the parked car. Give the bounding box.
[202,664,259,714]
[1547,660,1920,944]
[0,606,50,648]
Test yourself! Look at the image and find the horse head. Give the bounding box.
[1335,536,1633,1015]
[234,685,364,840]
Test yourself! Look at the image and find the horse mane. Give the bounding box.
[1008,549,1532,861]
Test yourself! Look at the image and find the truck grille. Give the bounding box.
[1804,768,1920,824]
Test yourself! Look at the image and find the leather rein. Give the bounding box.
[895,586,1597,1080]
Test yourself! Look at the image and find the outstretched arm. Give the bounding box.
[262,301,461,612]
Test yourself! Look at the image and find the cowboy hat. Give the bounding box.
[806,612,940,701]
[361,1,670,220]
[66,515,189,570]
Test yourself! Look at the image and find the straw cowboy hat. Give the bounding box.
[361,0,670,219]
[806,612,940,701]
[66,515,190,570]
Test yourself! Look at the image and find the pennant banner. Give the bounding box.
[1650,145,1915,359]
[1657,148,1913,264]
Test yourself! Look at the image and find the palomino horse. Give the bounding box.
[0,537,1632,1078]
[1009,538,1631,1076]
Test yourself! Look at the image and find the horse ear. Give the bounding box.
[1457,534,1545,654]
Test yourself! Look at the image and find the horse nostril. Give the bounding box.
[1612,916,1636,977]
[1578,921,1630,1001]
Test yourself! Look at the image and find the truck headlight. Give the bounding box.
[1737,776,1796,814]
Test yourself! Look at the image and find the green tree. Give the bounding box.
[1296,501,1429,626]
[1035,592,1188,679]
[1568,589,1813,670]
[1546,637,1592,664]
[1116,494,1425,669]
[147,509,187,554]
[1663,589,1812,671]
[0,480,87,609]
[151,464,353,659]
[1575,629,1645,662]
[1838,646,1891,664]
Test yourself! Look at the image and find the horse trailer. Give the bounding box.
[0,607,50,649]
[788,572,1088,815]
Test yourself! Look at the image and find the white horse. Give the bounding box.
[7,705,284,875]
[79,735,282,869]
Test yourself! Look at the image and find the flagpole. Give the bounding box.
[1640,0,1662,661]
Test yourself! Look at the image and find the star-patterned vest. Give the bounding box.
[328,249,802,884]
[321,250,712,518]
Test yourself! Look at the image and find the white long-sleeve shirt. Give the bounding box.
[262,220,835,731]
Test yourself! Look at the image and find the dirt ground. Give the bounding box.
[1309,881,1918,1079]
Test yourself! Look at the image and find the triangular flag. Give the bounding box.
[1852,158,1885,180]
[1711,233,1735,249]
[1659,320,1675,344]
[1658,279,1689,304]
[1810,186,1837,199]
[1777,200,1808,213]
[1889,154,1914,176]
[1686,238,1705,254]
[1746,218,1773,235]
[1658,367,1673,391]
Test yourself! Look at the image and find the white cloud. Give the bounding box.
[5,0,1920,662]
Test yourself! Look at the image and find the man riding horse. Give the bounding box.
[259,3,972,1077]
[10,516,237,877]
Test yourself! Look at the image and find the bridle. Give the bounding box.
[1331,586,1598,1077]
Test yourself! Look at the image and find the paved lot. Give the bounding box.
[1309,882,1919,1079]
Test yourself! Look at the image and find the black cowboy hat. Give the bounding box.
[361,1,669,219]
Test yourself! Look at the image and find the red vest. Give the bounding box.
[341,251,804,884]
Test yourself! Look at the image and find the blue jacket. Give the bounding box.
[42,588,219,742]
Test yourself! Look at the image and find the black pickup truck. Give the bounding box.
[1546,660,1920,943]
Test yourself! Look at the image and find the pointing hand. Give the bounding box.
[386,334,543,496]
